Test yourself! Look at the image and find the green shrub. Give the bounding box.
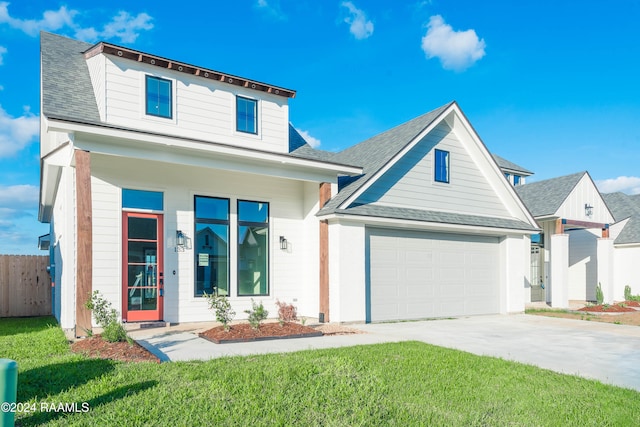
[245,299,268,330]
[595,283,604,305]
[203,292,236,331]
[85,290,130,343]
[624,285,640,301]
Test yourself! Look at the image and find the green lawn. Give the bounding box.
[2,317,639,426]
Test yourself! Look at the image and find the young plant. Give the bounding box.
[275,299,298,325]
[595,283,604,305]
[244,299,268,330]
[203,292,236,331]
[85,290,130,343]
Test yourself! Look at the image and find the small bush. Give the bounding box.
[624,285,640,302]
[275,299,298,324]
[595,283,604,305]
[203,292,236,331]
[245,299,268,330]
[85,290,130,343]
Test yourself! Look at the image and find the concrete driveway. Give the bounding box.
[133,314,640,392]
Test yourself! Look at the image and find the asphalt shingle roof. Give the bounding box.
[601,192,640,244]
[492,154,533,175]
[515,172,586,217]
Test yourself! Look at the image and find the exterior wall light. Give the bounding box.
[585,204,594,217]
[176,230,187,249]
[279,236,288,250]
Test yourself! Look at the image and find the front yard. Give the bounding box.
[2,317,639,426]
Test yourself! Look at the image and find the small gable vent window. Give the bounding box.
[236,96,258,134]
[434,149,450,183]
[145,75,172,119]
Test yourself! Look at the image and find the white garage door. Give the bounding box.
[367,228,500,322]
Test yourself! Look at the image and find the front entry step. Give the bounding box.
[124,321,169,331]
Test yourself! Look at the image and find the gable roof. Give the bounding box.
[492,154,533,176]
[601,192,640,245]
[318,102,454,215]
[515,172,586,217]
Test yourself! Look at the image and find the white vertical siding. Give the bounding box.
[614,246,640,297]
[567,228,599,301]
[89,153,319,323]
[358,122,511,218]
[98,55,289,153]
[557,175,614,224]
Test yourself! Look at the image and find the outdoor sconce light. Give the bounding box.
[176,230,186,249]
[279,236,288,250]
[585,204,594,217]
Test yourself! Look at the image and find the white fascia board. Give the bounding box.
[46,119,362,178]
[321,213,538,237]
[338,104,454,209]
[448,106,539,228]
[39,141,73,223]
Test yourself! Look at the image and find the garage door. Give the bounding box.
[367,228,500,322]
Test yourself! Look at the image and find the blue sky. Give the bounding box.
[1,0,640,254]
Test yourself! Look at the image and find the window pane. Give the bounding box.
[236,96,257,134]
[123,189,163,210]
[435,149,449,183]
[195,197,229,221]
[195,223,229,296]
[127,216,157,240]
[238,225,268,296]
[146,76,172,118]
[238,201,268,223]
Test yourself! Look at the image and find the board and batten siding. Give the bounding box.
[567,228,599,301]
[89,153,319,324]
[87,55,289,153]
[556,175,614,224]
[357,122,511,218]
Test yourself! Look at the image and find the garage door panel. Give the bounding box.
[368,228,500,322]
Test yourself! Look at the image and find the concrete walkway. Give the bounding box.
[131,314,640,392]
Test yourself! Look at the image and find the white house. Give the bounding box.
[39,32,539,337]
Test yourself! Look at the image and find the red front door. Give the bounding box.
[122,212,163,322]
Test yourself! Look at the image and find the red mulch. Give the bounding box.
[199,322,322,343]
[71,335,160,363]
[578,303,637,312]
[625,300,640,307]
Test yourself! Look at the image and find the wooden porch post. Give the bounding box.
[319,182,331,323]
[555,218,564,234]
[75,150,93,337]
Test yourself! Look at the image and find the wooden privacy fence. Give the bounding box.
[0,255,51,317]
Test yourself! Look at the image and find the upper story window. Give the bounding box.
[513,175,522,185]
[145,75,172,119]
[434,149,450,183]
[236,96,257,134]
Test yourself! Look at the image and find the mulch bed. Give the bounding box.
[199,322,322,344]
[578,302,638,313]
[71,335,161,363]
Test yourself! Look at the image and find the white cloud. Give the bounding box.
[255,0,287,20]
[595,176,640,195]
[421,15,486,71]
[341,1,374,40]
[0,45,6,65]
[0,184,39,209]
[0,2,153,43]
[296,129,321,148]
[0,105,39,158]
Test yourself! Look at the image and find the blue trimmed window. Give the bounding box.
[434,149,450,183]
[236,96,257,134]
[145,75,172,119]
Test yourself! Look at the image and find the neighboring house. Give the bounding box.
[39,32,539,337]
[492,154,533,186]
[601,192,640,299]
[515,172,615,306]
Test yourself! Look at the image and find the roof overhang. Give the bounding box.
[39,141,73,223]
[44,117,362,182]
[84,42,295,99]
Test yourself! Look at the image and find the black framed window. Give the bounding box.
[146,75,172,119]
[194,196,229,297]
[434,149,450,183]
[237,200,269,296]
[236,96,257,134]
